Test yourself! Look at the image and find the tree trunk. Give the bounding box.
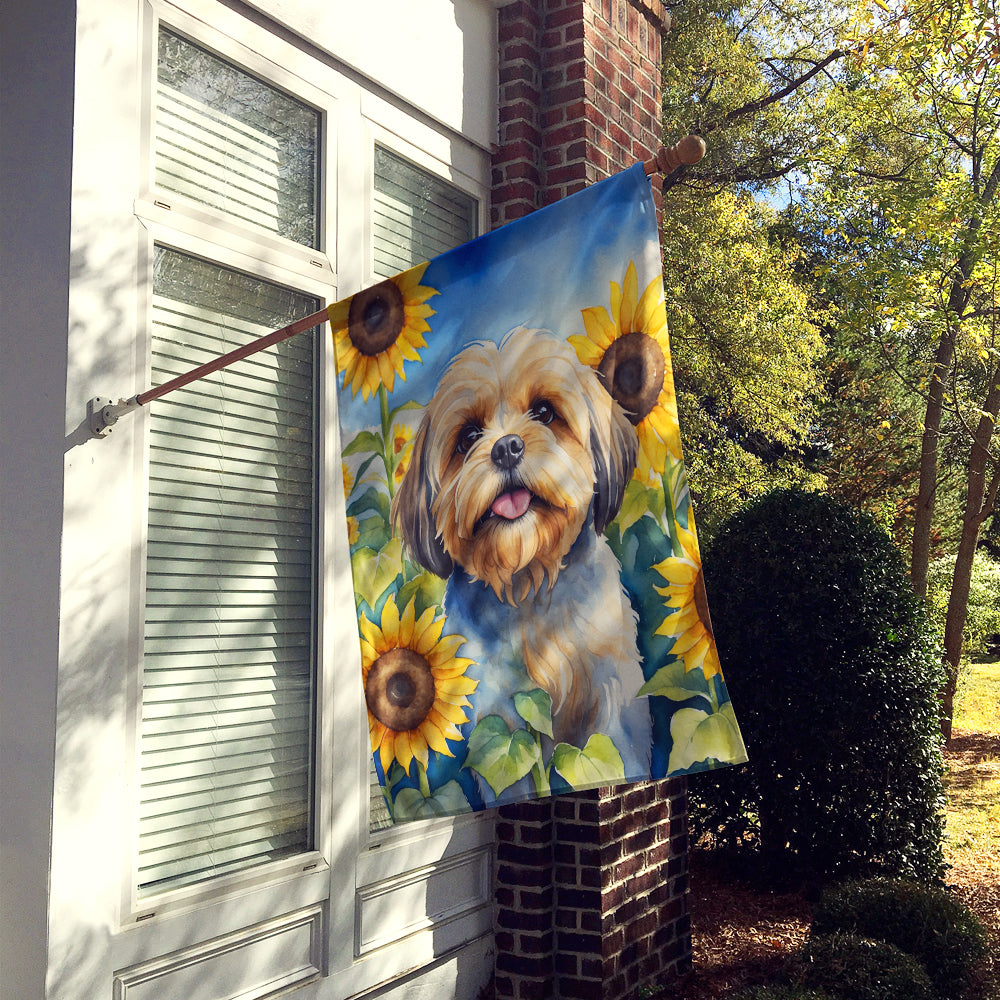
[941,378,1000,740]
[910,330,955,597]
[909,160,1000,597]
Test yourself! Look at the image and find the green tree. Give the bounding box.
[805,0,1000,736]
[661,188,825,533]
[659,1,846,532]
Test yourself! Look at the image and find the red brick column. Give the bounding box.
[492,0,668,227]
[491,3,691,999]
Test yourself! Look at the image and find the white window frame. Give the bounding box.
[122,0,340,932]
[109,0,495,992]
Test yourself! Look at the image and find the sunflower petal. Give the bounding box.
[634,275,665,336]
[427,634,467,662]
[420,718,454,757]
[620,261,638,333]
[327,298,351,329]
[379,596,401,643]
[414,614,446,655]
[398,596,417,648]
[376,350,397,393]
[379,737,394,775]
[426,706,466,740]
[407,729,429,771]
[581,306,619,349]
[359,613,382,650]
[435,674,479,697]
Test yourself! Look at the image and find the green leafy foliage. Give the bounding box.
[392,781,472,821]
[691,489,947,882]
[811,878,988,999]
[789,933,934,1000]
[732,987,836,1000]
[463,716,540,796]
[927,550,1000,658]
[663,188,826,536]
[550,735,625,787]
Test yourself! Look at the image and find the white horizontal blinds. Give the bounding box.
[156,28,320,248]
[372,146,477,279]
[139,247,319,895]
[368,149,478,832]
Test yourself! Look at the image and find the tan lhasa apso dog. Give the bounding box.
[392,327,652,804]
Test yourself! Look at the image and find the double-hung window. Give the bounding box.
[136,22,327,902]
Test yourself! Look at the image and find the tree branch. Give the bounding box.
[705,49,847,132]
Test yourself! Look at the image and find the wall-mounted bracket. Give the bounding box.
[88,396,140,438]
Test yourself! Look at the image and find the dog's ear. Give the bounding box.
[588,380,638,534]
[390,418,454,578]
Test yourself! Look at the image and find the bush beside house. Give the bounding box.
[729,878,988,1000]
[690,488,946,883]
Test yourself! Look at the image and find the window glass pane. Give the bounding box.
[368,150,478,832]
[156,28,320,248]
[372,146,477,278]
[139,246,318,895]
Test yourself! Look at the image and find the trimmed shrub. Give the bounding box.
[791,933,934,1000]
[692,489,946,882]
[811,878,988,999]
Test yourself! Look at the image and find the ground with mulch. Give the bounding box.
[669,732,1000,1000]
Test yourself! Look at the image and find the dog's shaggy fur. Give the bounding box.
[392,327,652,803]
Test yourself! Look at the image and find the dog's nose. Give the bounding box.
[491,434,524,470]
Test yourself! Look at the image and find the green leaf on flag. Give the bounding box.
[550,734,625,788]
[667,702,745,773]
[347,486,390,521]
[343,430,385,457]
[354,515,391,553]
[351,537,403,603]
[514,689,553,737]
[387,398,424,423]
[637,656,711,701]
[463,716,540,795]
[392,780,471,820]
[396,571,447,618]
[616,478,654,535]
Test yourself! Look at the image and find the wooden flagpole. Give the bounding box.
[88,136,705,437]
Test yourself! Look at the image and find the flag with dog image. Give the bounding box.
[331,163,747,823]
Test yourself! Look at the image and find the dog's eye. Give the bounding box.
[456,423,482,455]
[530,400,556,425]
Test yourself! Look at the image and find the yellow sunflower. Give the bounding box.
[569,260,680,476]
[329,262,438,400]
[391,423,414,487]
[652,523,721,681]
[360,594,478,774]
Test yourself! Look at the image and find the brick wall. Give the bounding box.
[492,0,668,227]
[493,782,691,1000]
[490,9,690,998]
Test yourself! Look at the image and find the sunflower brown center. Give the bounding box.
[693,567,714,641]
[365,647,436,732]
[347,279,405,356]
[597,332,666,423]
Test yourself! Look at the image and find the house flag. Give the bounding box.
[331,163,748,822]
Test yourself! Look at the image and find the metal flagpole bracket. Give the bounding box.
[88,395,141,438]
[85,306,331,441]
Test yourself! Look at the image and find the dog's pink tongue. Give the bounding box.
[491,488,531,520]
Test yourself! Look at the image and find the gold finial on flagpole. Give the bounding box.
[643,135,706,176]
